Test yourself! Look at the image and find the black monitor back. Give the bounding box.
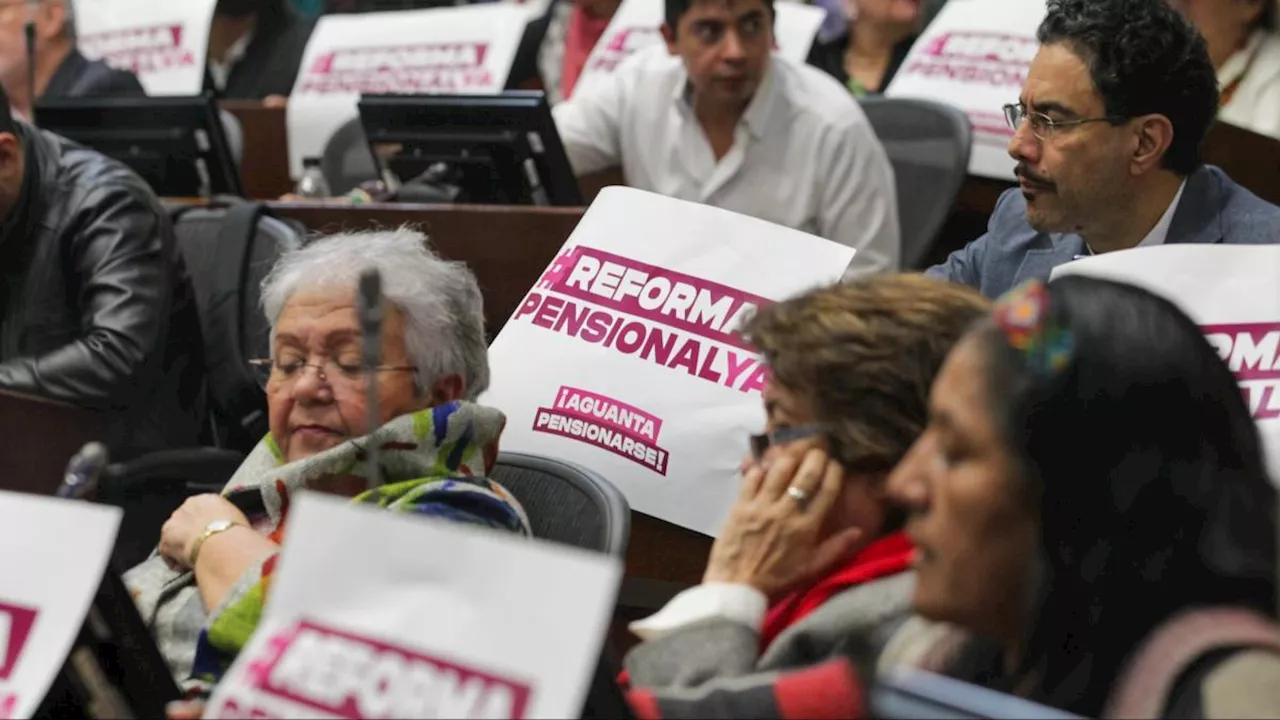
[357,91,582,206]
[34,95,244,199]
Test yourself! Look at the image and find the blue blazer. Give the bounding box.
[925,165,1280,298]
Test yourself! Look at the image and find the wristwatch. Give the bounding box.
[188,518,242,567]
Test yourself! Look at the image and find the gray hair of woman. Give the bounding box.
[259,227,490,398]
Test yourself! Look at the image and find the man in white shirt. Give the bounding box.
[552,0,901,278]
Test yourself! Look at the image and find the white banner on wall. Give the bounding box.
[885,0,1047,180]
[482,187,854,536]
[1053,245,1280,485]
[575,0,826,96]
[0,492,121,718]
[75,0,218,96]
[284,4,528,179]
[205,494,622,719]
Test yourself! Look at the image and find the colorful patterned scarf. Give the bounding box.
[124,400,530,696]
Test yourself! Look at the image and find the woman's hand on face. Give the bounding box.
[703,448,864,599]
[159,494,250,569]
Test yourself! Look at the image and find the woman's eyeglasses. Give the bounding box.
[248,357,417,391]
[749,423,833,462]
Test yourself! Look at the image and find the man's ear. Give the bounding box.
[1129,114,1175,176]
[0,134,22,178]
[36,0,65,41]
[661,22,678,54]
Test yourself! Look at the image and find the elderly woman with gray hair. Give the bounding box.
[125,229,530,694]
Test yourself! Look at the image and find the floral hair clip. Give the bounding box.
[992,279,1074,376]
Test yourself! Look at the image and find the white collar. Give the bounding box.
[1218,29,1267,90]
[1081,180,1186,257]
[1136,179,1187,248]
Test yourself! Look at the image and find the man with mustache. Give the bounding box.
[552,0,900,279]
[927,0,1280,299]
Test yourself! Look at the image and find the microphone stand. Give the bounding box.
[50,442,137,720]
[358,269,385,491]
[24,19,36,124]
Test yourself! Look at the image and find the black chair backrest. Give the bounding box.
[490,451,631,558]
[858,96,972,269]
[489,451,633,720]
[168,201,305,451]
[98,447,246,570]
[321,116,379,195]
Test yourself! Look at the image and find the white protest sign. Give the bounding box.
[204,493,622,719]
[885,0,1046,180]
[574,0,826,97]
[0,492,121,718]
[75,0,218,96]
[1052,245,1280,484]
[481,187,855,536]
[285,4,528,179]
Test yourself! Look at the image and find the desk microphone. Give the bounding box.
[57,442,110,500]
[357,268,384,490]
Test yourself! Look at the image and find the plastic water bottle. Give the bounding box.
[295,157,331,199]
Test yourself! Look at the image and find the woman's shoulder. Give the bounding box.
[1107,607,1280,718]
[1164,648,1280,718]
[1254,31,1280,66]
[1240,31,1280,93]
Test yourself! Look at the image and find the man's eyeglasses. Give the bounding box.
[249,357,417,391]
[749,423,832,462]
[1003,103,1123,141]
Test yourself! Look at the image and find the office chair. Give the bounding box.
[859,96,972,269]
[490,451,631,557]
[320,116,380,195]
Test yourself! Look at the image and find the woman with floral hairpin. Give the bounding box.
[696,276,1280,718]
[886,275,1280,717]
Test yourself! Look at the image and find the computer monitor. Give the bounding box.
[357,92,583,206]
[33,95,244,199]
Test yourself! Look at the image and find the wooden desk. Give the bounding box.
[0,389,103,496]
[221,101,294,200]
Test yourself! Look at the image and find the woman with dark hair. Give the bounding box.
[879,276,1280,717]
[1171,0,1280,139]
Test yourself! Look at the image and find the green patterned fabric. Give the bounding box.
[125,400,530,695]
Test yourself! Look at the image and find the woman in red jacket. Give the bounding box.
[620,274,988,707]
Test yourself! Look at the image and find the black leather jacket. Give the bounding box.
[0,123,204,457]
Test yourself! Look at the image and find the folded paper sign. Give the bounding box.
[204,493,622,719]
